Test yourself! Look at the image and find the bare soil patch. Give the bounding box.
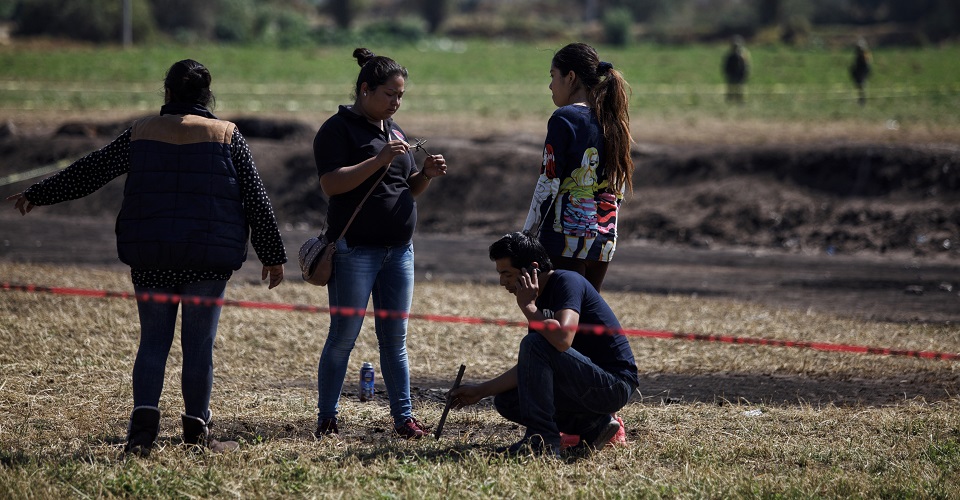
[2,112,959,408]
[1,112,958,323]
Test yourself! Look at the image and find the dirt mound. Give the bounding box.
[2,116,958,260]
[623,142,960,257]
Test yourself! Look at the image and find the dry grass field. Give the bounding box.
[1,39,958,496]
[1,261,959,498]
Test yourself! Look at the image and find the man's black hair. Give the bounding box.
[488,231,554,272]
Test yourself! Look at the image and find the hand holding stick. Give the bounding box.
[434,364,466,440]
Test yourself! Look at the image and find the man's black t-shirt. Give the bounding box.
[535,270,640,388]
[313,105,418,246]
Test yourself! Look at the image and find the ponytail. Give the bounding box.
[553,43,634,196]
[591,68,634,195]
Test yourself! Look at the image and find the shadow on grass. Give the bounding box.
[637,371,960,407]
[407,372,959,408]
[60,370,956,464]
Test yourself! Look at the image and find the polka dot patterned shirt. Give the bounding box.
[24,126,287,288]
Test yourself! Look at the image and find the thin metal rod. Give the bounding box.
[434,364,466,440]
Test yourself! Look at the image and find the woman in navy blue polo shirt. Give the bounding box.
[312,48,448,439]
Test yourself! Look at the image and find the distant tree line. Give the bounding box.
[0,0,957,46]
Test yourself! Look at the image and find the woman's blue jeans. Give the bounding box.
[132,280,227,420]
[494,332,633,447]
[317,240,415,427]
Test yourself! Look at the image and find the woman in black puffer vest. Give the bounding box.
[7,59,287,456]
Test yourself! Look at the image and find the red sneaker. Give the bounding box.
[611,414,627,445]
[559,433,580,449]
[560,414,627,450]
[394,417,427,439]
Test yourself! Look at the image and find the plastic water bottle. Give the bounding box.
[359,362,375,402]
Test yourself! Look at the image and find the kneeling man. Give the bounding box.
[451,231,639,457]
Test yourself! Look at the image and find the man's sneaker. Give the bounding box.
[559,432,580,449]
[559,414,627,449]
[611,414,627,445]
[565,415,621,457]
[394,417,427,439]
[583,415,621,451]
[316,417,339,438]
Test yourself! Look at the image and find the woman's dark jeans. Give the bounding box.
[132,280,227,419]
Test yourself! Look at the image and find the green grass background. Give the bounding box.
[2,40,959,126]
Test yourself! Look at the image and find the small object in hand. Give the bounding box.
[411,138,431,156]
[434,364,466,440]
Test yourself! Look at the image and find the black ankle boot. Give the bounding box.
[124,406,161,457]
[182,412,238,453]
[181,413,209,448]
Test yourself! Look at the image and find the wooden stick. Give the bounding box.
[434,364,466,440]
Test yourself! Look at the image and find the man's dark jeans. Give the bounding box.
[494,332,633,448]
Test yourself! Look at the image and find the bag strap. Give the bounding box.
[335,164,389,240]
[331,121,395,241]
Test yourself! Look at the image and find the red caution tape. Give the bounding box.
[3,282,958,361]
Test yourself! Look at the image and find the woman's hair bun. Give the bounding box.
[353,48,376,67]
[164,59,214,106]
[185,68,211,88]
